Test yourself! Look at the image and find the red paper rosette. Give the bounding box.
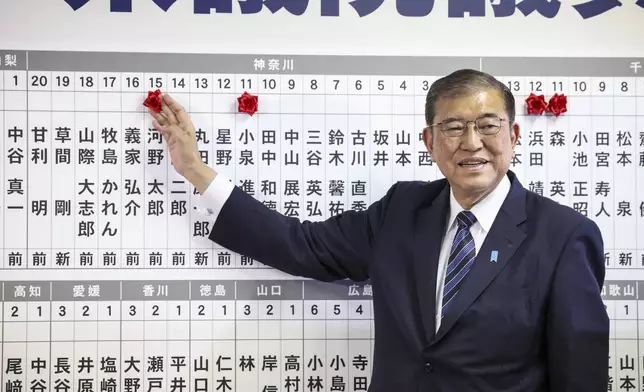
[525,93,547,115]
[237,91,258,116]
[143,89,163,113]
[546,93,568,117]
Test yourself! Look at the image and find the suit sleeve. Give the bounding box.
[205,174,398,282]
[546,218,609,392]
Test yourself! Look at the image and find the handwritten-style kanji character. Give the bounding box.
[238,0,262,13]
[151,0,177,11]
[64,0,90,10]
[236,0,308,14]
[396,0,435,16]
[264,0,309,15]
[516,0,561,17]
[321,0,339,15]
[324,0,434,17]
[572,0,621,19]
[64,0,176,12]
[490,0,518,17]
[448,0,485,17]
[349,0,384,17]
[194,0,232,13]
[448,0,561,17]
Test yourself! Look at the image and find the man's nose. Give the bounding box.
[460,124,483,149]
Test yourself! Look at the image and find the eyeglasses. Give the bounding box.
[429,115,506,137]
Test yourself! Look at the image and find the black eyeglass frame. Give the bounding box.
[428,114,508,137]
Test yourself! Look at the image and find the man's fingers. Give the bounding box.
[163,94,191,124]
[161,99,178,125]
[152,119,171,141]
[148,108,167,126]
[152,118,163,130]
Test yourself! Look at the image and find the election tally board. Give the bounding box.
[0,50,642,391]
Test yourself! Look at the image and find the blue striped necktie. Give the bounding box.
[442,210,477,317]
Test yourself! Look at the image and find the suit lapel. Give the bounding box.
[432,173,528,343]
[412,184,450,345]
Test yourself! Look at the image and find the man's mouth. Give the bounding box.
[458,158,488,166]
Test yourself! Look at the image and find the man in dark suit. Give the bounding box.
[149,69,609,391]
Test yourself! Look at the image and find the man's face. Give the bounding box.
[422,88,520,206]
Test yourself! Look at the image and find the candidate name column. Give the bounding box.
[632,56,644,386]
[638,70,644,279]
[74,59,100,268]
[162,59,192,270]
[3,51,27,269]
[120,60,146,270]
[0,51,3,379]
[0,52,5,270]
[143,69,168,269]
[251,54,283,258]
[230,64,259,269]
[26,53,53,270]
[96,57,124,269]
[610,65,638,273]
[41,52,76,270]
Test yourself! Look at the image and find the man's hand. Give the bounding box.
[148,93,216,194]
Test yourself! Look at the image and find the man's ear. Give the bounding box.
[422,127,433,155]
[510,122,520,147]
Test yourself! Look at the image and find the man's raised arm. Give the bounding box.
[149,93,395,282]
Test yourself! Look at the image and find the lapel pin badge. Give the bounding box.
[490,250,498,263]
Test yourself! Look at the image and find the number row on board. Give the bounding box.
[0,300,374,321]
[0,71,642,96]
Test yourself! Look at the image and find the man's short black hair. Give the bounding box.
[424,69,515,126]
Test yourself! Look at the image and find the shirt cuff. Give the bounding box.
[196,172,235,221]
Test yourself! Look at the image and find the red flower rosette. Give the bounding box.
[525,93,547,115]
[546,93,568,117]
[237,91,258,116]
[143,89,163,113]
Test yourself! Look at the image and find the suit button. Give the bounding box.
[424,362,433,372]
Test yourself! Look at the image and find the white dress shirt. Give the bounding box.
[198,172,511,333]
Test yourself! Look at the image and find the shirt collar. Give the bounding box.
[446,174,511,233]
